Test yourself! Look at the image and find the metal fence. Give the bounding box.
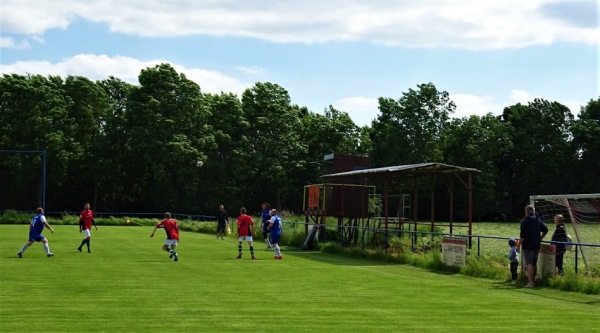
[295,221,600,275]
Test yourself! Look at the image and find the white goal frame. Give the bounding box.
[530,193,600,273]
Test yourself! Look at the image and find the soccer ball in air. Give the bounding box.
[196,160,204,167]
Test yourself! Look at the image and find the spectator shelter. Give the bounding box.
[307,162,480,249]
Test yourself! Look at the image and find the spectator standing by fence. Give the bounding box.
[507,238,519,281]
[551,214,568,276]
[519,205,548,288]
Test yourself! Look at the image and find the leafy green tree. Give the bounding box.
[442,114,513,220]
[125,64,211,211]
[500,99,576,213]
[571,97,600,192]
[0,74,73,210]
[201,92,252,211]
[370,83,454,167]
[300,105,368,175]
[242,82,307,210]
[61,76,109,208]
[96,77,134,210]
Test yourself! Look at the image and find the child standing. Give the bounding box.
[507,238,519,281]
[551,214,568,276]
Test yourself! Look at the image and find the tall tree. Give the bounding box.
[442,114,513,220]
[125,64,211,211]
[500,99,576,213]
[202,92,252,211]
[242,82,307,210]
[0,74,72,210]
[96,77,134,210]
[62,75,109,209]
[571,97,600,192]
[299,105,371,190]
[370,83,454,167]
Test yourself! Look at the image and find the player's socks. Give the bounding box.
[250,245,255,258]
[43,243,51,255]
[78,239,86,251]
[86,239,91,252]
[20,244,28,253]
[237,244,243,259]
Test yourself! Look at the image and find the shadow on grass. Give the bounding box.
[283,249,390,266]
[491,280,600,305]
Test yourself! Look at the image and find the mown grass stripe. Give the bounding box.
[1,225,598,333]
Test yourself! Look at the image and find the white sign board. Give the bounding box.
[520,244,556,279]
[442,237,467,267]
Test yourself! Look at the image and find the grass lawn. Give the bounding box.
[1,224,599,333]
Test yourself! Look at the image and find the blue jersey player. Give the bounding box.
[267,209,283,260]
[261,202,272,249]
[17,207,55,258]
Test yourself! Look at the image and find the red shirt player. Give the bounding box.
[78,203,98,253]
[150,212,180,262]
[236,207,256,260]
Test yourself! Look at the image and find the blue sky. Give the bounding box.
[1,0,598,126]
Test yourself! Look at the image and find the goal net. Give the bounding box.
[530,194,600,274]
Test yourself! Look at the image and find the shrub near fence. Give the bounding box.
[303,219,600,276]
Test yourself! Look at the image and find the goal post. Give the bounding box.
[530,193,600,273]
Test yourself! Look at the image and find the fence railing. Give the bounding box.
[293,221,600,274]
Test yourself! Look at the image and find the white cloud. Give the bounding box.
[234,66,266,75]
[0,54,250,95]
[1,0,72,35]
[332,96,379,127]
[451,94,503,118]
[509,89,585,117]
[509,89,541,103]
[452,90,586,119]
[1,0,597,50]
[332,92,588,125]
[0,37,30,49]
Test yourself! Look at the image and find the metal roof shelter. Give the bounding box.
[321,162,480,179]
[321,162,481,247]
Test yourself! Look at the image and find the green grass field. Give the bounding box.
[1,224,599,333]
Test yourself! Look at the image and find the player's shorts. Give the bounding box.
[28,235,45,242]
[270,232,281,244]
[522,249,539,266]
[164,239,178,246]
[238,236,253,242]
[217,222,226,233]
[83,229,91,238]
[262,223,270,233]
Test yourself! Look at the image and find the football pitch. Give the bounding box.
[1,225,598,333]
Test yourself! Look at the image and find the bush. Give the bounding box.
[0,210,31,224]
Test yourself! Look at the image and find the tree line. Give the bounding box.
[1,63,598,219]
